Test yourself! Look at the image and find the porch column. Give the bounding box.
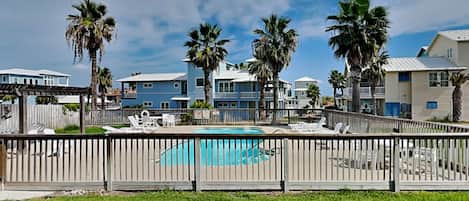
[79,95,85,134]
[18,94,27,134]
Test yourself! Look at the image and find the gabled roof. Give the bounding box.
[438,30,469,41]
[295,76,320,82]
[383,57,467,72]
[0,68,70,77]
[427,29,469,53]
[117,73,187,82]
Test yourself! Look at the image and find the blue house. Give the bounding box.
[0,68,70,86]
[118,60,293,109]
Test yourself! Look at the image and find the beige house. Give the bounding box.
[339,29,469,121]
[294,76,320,109]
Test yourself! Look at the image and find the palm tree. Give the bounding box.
[66,0,116,110]
[253,14,298,124]
[362,50,388,115]
[328,70,346,109]
[184,23,230,104]
[306,84,320,108]
[450,72,469,122]
[247,58,272,120]
[1,95,16,104]
[326,0,389,112]
[97,67,113,110]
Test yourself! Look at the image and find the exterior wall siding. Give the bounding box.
[411,71,453,121]
[122,81,182,108]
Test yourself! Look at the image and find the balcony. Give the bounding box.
[214,91,288,99]
[342,87,385,99]
[122,90,137,99]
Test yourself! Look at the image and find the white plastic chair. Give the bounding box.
[333,122,343,134]
[342,125,350,134]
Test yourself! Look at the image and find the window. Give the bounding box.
[196,78,204,87]
[440,72,449,87]
[2,76,6,82]
[398,72,410,82]
[429,71,449,87]
[447,48,453,58]
[160,101,169,109]
[173,82,179,88]
[230,103,236,108]
[143,83,153,88]
[426,101,438,109]
[23,79,26,84]
[35,80,38,85]
[218,81,234,92]
[143,101,153,107]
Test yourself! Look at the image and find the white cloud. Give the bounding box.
[73,63,88,70]
[373,0,469,36]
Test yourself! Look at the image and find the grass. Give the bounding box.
[29,191,469,201]
[54,124,129,135]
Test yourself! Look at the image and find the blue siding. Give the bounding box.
[122,81,183,108]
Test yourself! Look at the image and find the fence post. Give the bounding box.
[0,138,5,191]
[392,136,400,192]
[282,137,289,192]
[287,110,291,124]
[194,137,201,192]
[105,135,113,191]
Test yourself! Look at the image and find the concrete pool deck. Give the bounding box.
[122,125,292,134]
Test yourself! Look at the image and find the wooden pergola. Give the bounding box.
[0,84,90,134]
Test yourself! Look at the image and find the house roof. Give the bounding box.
[383,57,467,72]
[117,73,187,82]
[0,68,70,77]
[427,29,469,53]
[294,76,320,82]
[438,29,469,41]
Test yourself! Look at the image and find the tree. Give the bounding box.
[35,96,58,105]
[253,14,298,124]
[66,0,116,110]
[326,0,389,112]
[98,67,113,110]
[247,57,272,120]
[450,72,469,122]
[362,50,388,115]
[306,84,320,108]
[184,23,230,104]
[328,70,346,109]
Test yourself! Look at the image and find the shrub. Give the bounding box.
[190,101,212,109]
[64,124,79,131]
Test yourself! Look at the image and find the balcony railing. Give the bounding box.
[342,87,385,99]
[214,91,286,99]
[122,92,137,99]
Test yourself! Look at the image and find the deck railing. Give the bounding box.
[1,133,469,191]
[323,109,469,133]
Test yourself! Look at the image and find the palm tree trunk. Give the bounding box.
[350,65,361,113]
[333,88,337,109]
[272,71,279,125]
[90,50,98,110]
[259,79,266,120]
[101,88,106,110]
[453,86,463,122]
[203,69,211,104]
[370,85,376,115]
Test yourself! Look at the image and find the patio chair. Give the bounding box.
[162,114,176,127]
[400,144,437,177]
[342,125,351,134]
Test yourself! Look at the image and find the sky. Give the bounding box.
[0,0,468,96]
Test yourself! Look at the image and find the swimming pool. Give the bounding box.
[160,127,269,166]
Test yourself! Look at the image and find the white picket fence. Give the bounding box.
[0,105,79,133]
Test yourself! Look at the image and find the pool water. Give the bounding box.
[160,128,269,166]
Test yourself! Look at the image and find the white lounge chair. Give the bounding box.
[102,126,142,134]
[162,114,176,127]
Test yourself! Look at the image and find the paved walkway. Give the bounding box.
[0,191,54,200]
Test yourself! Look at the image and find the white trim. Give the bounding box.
[143,82,153,88]
[195,77,204,88]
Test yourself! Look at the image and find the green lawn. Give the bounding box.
[29,191,469,201]
[54,124,129,135]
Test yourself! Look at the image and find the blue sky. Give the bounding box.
[0,0,468,96]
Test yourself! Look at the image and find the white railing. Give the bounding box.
[123,92,137,99]
[239,92,258,98]
[214,92,238,98]
[343,87,385,98]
